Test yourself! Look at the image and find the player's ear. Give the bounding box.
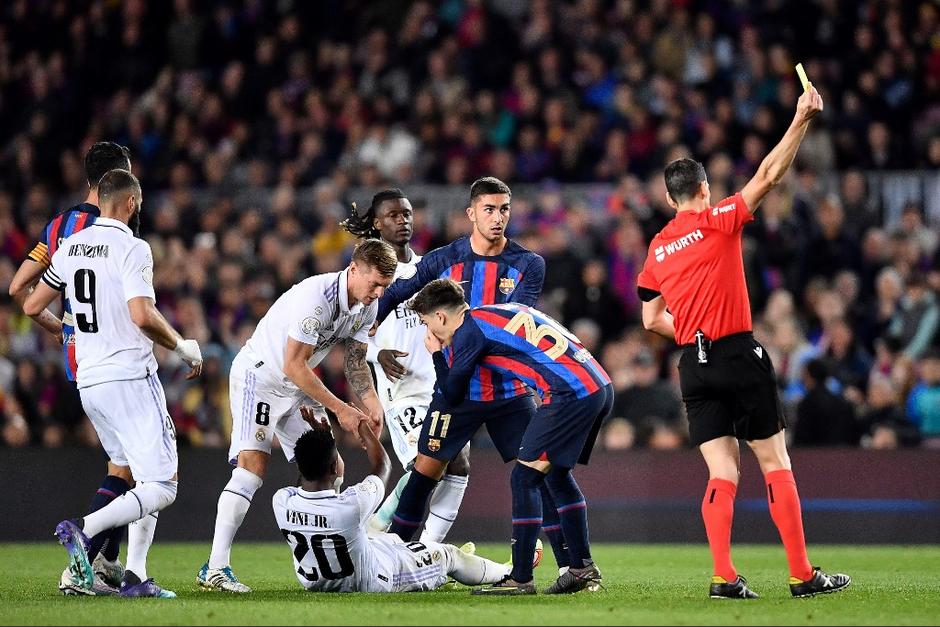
[465,205,475,222]
[665,192,677,210]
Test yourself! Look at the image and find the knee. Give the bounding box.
[414,454,446,480]
[151,480,178,511]
[511,463,545,489]
[543,466,573,490]
[446,447,471,476]
[107,462,133,483]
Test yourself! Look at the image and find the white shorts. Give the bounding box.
[385,404,428,469]
[228,351,324,464]
[79,374,178,482]
[369,535,450,592]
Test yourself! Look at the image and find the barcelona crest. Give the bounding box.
[498,277,516,295]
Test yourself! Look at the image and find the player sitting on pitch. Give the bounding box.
[273,406,518,593]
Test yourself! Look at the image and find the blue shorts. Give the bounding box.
[418,393,536,463]
[517,385,614,469]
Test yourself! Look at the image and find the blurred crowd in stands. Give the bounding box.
[0,0,937,451]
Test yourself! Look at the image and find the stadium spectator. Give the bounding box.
[794,359,860,447]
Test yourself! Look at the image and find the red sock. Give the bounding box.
[765,469,814,581]
[701,479,737,582]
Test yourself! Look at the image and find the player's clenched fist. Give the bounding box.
[174,338,203,379]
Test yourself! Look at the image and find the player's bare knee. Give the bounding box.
[413,454,446,480]
[446,447,470,476]
[107,462,133,483]
[237,450,270,479]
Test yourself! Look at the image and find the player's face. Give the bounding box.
[418,307,465,345]
[374,199,413,247]
[467,193,511,243]
[349,263,393,306]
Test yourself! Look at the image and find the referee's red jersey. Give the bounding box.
[636,192,754,345]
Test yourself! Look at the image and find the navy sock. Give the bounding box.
[389,470,438,541]
[545,467,592,567]
[539,483,571,569]
[509,464,544,583]
[86,475,130,562]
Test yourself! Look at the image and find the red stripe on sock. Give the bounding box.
[702,479,737,582]
[765,469,814,581]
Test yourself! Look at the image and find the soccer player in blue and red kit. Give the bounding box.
[8,142,135,595]
[375,177,574,574]
[408,279,612,595]
[637,83,849,599]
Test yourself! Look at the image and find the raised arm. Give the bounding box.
[740,84,823,212]
[376,253,437,323]
[357,417,391,487]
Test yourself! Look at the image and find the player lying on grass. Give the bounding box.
[272,406,517,592]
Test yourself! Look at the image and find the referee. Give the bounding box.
[637,84,851,600]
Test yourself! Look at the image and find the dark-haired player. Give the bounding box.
[371,178,566,577]
[341,189,469,544]
[273,406,512,592]
[9,142,134,595]
[407,279,612,595]
[637,83,850,599]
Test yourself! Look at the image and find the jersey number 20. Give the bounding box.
[280,530,354,582]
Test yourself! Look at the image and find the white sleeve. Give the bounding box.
[366,334,380,363]
[41,248,67,291]
[354,475,386,522]
[287,288,330,347]
[272,487,293,527]
[354,304,378,344]
[122,241,156,302]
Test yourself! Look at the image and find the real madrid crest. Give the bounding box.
[255,429,266,442]
[301,316,321,336]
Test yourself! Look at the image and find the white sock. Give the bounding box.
[125,513,158,581]
[441,543,509,585]
[83,481,177,538]
[420,474,468,543]
[208,468,262,569]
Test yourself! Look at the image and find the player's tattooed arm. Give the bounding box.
[344,339,374,398]
[345,338,384,438]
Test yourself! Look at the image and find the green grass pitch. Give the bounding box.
[1,543,938,625]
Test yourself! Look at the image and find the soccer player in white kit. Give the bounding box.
[198,239,398,593]
[340,190,469,544]
[273,406,510,593]
[25,169,204,599]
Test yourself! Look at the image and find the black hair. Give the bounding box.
[409,278,467,315]
[340,188,407,239]
[469,176,511,203]
[293,428,337,481]
[664,158,707,204]
[97,169,141,203]
[805,358,829,385]
[85,142,132,188]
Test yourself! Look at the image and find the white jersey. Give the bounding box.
[242,269,377,390]
[273,476,402,592]
[367,254,434,409]
[42,218,158,389]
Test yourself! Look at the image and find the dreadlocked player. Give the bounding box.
[341,189,471,546]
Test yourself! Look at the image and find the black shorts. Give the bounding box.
[678,332,786,446]
[518,384,614,468]
[417,393,537,463]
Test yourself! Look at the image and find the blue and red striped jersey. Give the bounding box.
[27,202,100,381]
[378,236,545,402]
[432,303,611,406]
